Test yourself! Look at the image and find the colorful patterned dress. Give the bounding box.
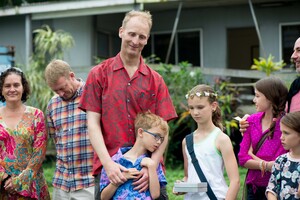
[0,106,50,200]
[266,153,300,199]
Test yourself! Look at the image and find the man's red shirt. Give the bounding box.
[79,53,177,175]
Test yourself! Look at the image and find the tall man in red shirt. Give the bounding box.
[79,10,177,200]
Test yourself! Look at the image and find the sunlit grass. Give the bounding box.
[166,165,247,200]
[43,158,55,199]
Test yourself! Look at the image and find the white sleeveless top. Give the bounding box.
[184,127,228,200]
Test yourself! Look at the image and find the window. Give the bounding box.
[143,29,202,66]
[97,32,120,59]
[97,29,202,66]
[280,23,300,68]
[143,33,175,64]
[178,31,201,66]
[97,32,109,58]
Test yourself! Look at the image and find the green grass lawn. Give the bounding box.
[43,159,247,199]
[166,166,247,200]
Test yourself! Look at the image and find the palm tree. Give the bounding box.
[26,25,75,112]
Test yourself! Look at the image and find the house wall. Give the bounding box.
[150,3,300,69]
[54,16,94,80]
[0,2,299,80]
[0,15,27,65]
[0,15,94,79]
[32,16,94,80]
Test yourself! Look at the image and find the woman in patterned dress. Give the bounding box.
[0,67,50,200]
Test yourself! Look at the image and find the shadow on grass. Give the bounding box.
[43,158,247,199]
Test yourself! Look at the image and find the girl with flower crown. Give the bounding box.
[173,84,240,200]
[238,76,288,200]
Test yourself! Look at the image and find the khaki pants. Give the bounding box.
[53,186,94,200]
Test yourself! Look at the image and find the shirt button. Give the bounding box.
[128,83,131,86]
[127,99,130,102]
[128,114,130,118]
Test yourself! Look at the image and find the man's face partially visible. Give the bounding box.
[291,38,300,73]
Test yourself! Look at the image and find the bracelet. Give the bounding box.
[259,160,263,171]
[265,162,269,172]
[260,160,266,177]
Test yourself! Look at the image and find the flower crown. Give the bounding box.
[185,91,217,99]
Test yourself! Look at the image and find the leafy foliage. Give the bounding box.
[32,25,74,71]
[155,61,204,114]
[213,77,242,137]
[153,61,204,165]
[251,54,286,76]
[153,61,243,166]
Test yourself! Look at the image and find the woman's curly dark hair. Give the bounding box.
[0,67,30,103]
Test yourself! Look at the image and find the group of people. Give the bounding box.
[0,10,176,200]
[236,36,300,200]
[0,9,299,200]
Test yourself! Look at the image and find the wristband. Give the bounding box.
[266,162,269,172]
[259,160,265,177]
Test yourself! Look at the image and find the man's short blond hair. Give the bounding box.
[122,10,152,31]
[45,59,71,86]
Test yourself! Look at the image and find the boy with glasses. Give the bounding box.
[99,111,168,200]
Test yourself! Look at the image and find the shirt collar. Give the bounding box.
[113,147,149,167]
[113,53,149,76]
[64,79,84,101]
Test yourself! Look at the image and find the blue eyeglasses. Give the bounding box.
[143,129,164,143]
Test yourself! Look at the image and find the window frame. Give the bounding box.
[147,28,203,66]
[279,22,300,68]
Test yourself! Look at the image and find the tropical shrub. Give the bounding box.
[251,54,286,76]
[153,61,204,166]
[154,62,243,166]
